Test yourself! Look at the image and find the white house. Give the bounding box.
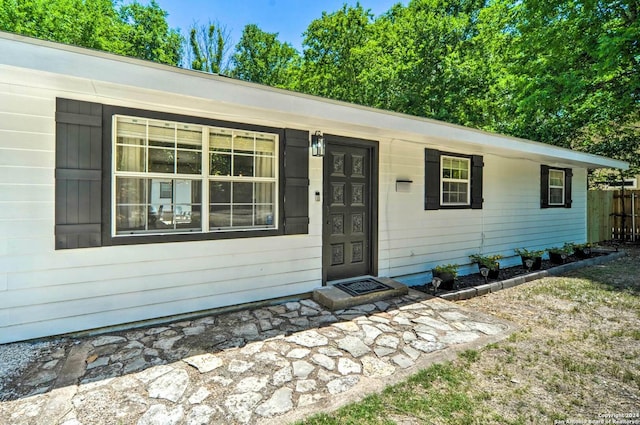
[0,32,627,344]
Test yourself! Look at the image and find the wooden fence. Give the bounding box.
[587,189,640,243]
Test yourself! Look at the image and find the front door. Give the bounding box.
[323,136,377,282]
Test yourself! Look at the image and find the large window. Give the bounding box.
[113,116,278,235]
[441,156,470,206]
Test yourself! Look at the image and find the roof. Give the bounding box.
[0,31,628,170]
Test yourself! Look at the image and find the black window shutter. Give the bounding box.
[564,168,573,208]
[540,165,550,208]
[471,155,484,209]
[55,98,103,249]
[424,148,440,210]
[283,129,310,234]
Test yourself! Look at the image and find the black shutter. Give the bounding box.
[283,129,309,234]
[564,168,573,208]
[424,148,440,210]
[55,98,103,249]
[540,165,550,208]
[471,155,484,209]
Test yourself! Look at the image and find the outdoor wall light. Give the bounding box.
[311,131,325,157]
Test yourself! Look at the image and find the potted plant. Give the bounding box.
[469,254,503,279]
[548,243,574,264]
[514,248,545,271]
[432,263,458,291]
[572,242,593,259]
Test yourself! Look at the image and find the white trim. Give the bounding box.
[0,32,628,171]
[112,115,279,236]
[440,155,471,206]
[548,169,565,206]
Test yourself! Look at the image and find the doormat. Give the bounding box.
[334,278,394,297]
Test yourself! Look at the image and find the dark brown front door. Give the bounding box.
[323,136,377,282]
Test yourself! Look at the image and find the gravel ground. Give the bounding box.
[0,340,64,399]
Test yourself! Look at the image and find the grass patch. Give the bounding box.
[298,362,478,425]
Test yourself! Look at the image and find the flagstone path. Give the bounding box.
[0,290,513,425]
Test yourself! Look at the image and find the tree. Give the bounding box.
[294,3,373,103]
[0,0,124,52]
[186,20,231,73]
[118,0,183,66]
[230,24,299,87]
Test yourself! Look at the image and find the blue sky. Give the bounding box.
[140,0,407,52]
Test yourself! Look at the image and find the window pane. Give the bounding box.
[117,118,146,145]
[174,180,201,229]
[148,148,174,173]
[150,179,172,202]
[234,182,253,203]
[255,182,274,204]
[210,181,231,203]
[442,181,468,204]
[210,130,232,152]
[232,205,253,227]
[175,180,201,204]
[148,120,175,148]
[256,134,276,156]
[255,156,274,178]
[116,206,147,232]
[255,205,274,226]
[234,133,254,153]
[116,177,146,204]
[550,187,564,204]
[550,170,564,187]
[176,125,202,149]
[210,205,231,228]
[234,155,254,177]
[210,153,231,176]
[116,146,145,172]
[177,150,202,174]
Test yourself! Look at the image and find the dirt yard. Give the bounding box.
[458,246,640,423]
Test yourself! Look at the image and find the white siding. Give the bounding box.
[0,65,589,344]
[377,139,587,284]
[0,70,325,343]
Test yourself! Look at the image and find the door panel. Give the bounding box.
[324,141,373,281]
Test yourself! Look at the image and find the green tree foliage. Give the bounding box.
[118,0,182,65]
[230,24,299,87]
[0,0,182,65]
[187,21,231,73]
[294,3,373,103]
[0,0,123,51]
[1,0,636,172]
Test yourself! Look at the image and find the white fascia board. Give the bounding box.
[0,32,628,171]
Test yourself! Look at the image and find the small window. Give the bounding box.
[541,165,572,208]
[548,169,565,205]
[441,156,470,206]
[425,149,483,210]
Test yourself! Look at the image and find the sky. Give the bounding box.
[137,0,408,53]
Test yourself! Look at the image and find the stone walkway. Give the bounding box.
[0,290,513,425]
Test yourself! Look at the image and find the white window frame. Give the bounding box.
[111,115,279,237]
[440,155,471,206]
[548,169,565,206]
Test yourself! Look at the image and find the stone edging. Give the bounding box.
[438,250,626,301]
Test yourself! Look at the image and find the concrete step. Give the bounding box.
[313,276,408,310]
